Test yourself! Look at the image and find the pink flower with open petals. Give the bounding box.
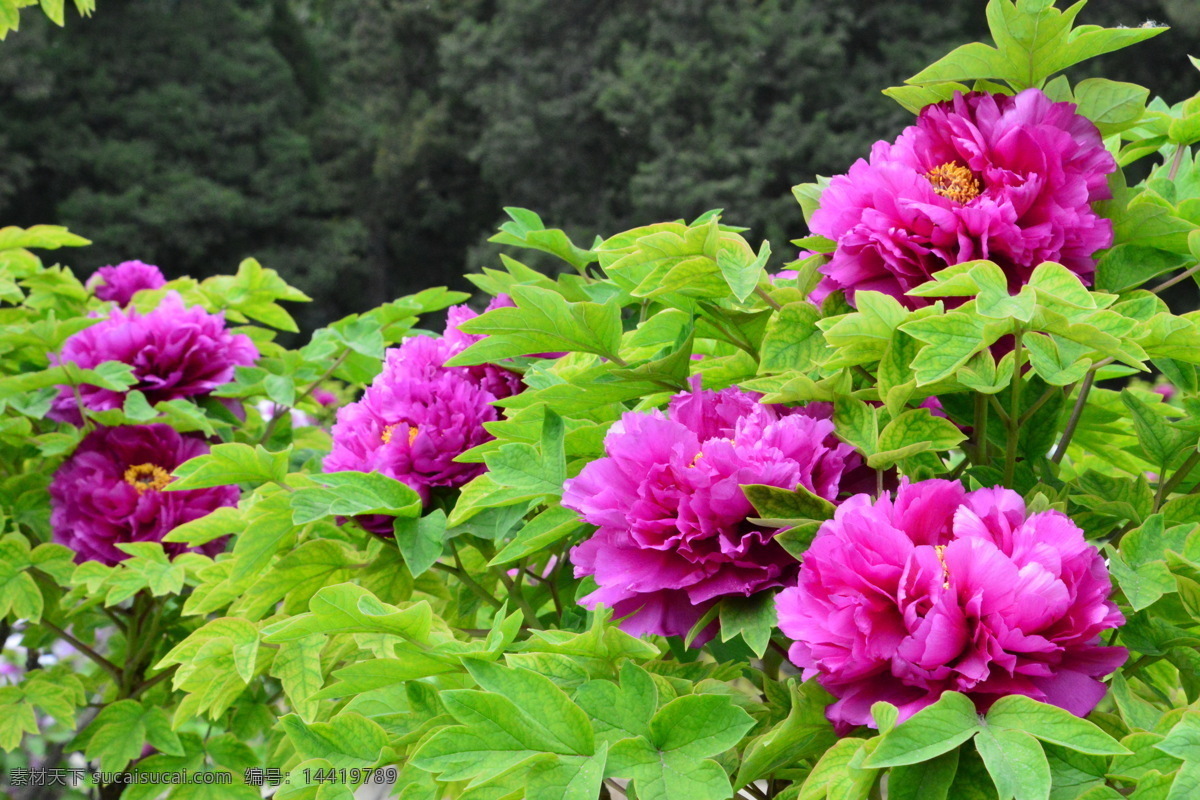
[49,292,258,423]
[776,479,1126,731]
[86,260,167,306]
[810,89,1116,308]
[324,298,522,533]
[50,425,237,565]
[563,383,866,642]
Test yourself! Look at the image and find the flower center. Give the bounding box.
[934,544,950,589]
[381,424,419,446]
[925,162,981,204]
[123,463,171,493]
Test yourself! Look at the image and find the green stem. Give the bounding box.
[1169,143,1188,181]
[1152,261,1200,295]
[522,567,564,621]
[988,394,1010,426]
[1156,449,1200,508]
[37,619,122,682]
[129,666,176,699]
[259,349,350,445]
[973,391,989,464]
[1003,331,1025,488]
[441,543,509,613]
[496,569,540,628]
[1051,366,1099,464]
[1017,384,1059,426]
[755,286,783,311]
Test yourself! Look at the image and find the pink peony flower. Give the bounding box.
[1153,383,1177,402]
[777,479,1126,731]
[324,300,522,532]
[49,424,237,565]
[311,388,339,407]
[563,383,866,641]
[810,89,1116,308]
[49,292,259,423]
[86,260,167,306]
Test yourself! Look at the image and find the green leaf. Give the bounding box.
[906,41,1009,86]
[1096,245,1190,294]
[902,309,1003,385]
[758,301,824,374]
[0,535,41,621]
[1021,332,1092,386]
[797,738,876,800]
[279,713,388,770]
[451,285,623,363]
[606,694,754,799]
[718,592,777,658]
[714,237,770,302]
[742,483,835,522]
[260,584,433,643]
[974,727,1049,800]
[83,700,184,772]
[863,691,981,768]
[833,395,879,454]
[608,737,733,800]
[574,661,657,746]
[393,510,447,577]
[168,443,290,490]
[887,748,959,800]
[269,635,325,723]
[821,291,909,367]
[869,408,966,469]
[489,207,597,270]
[984,696,1128,755]
[650,693,754,759]
[1155,711,1200,762]
[0,224,90,250]
[318,649,458,699]
[290,471,423,524]
[485,406,567,499]
[735,679,836,789]
[1120,390,1189,471]
[465,660,595,757]
[1073,78,1150,135]
[414,664,594,785]
[0,687,38,752]
[489,504,585,567]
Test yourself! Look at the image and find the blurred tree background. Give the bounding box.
[0,0,1196,331]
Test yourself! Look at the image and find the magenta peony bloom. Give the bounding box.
[810,89,1116,308]
[49,292,259,423]
[49,424,238,565]
[324,301,522,531]
[776,479,1126,731]
[86,260,167,306]
[311,388,339,407]
[563,383,865,641]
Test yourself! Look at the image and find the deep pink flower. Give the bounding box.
[563,383,865,641]
[776,479,1126,731]
[324,301,522,532]
[86,260,167,306]
[810,89,1116,308]
[49,425,237,565]
[311,388,339,407]
[49,292,259,423]
[1153,383,1177,402]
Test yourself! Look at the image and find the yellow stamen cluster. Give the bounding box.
[123,463,171,493]
[381,424,420,446]
[925,162,982,204]
[934,544,950,589]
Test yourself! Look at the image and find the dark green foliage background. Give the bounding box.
[0,0,1196,331]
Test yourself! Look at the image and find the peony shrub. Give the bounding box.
[5,2,1200,800]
